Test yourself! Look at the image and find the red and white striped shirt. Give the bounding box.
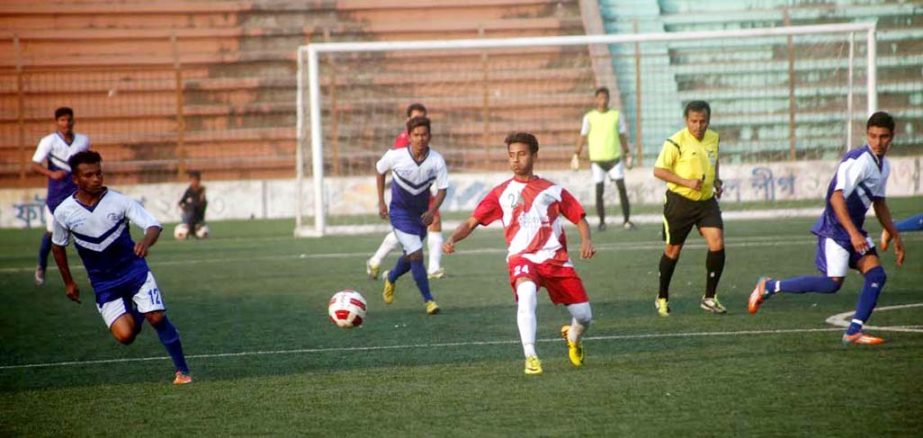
[473,177,586,265]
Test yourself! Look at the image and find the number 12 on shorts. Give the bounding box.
[148,288,162,305]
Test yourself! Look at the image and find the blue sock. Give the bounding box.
[410,259,433,302]
[388,256,412,283]
[767,276,841,295]
[895,214,923,232]
[38,233,52,269]
[847,266,886,335]
[153,316,189,374]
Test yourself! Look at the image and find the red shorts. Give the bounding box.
[428,195,441,222]
[507,256,588,305]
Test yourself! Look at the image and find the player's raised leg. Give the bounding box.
[427,212,445,279]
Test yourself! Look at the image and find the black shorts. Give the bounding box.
[661,190,723,245]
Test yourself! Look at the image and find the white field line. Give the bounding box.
[0,235,815,274]
[824,303,923,333]
[0,326,846,371]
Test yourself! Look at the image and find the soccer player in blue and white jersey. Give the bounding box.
[749,112,906,345]
[51,151,192,384]
[31,107,90,286]
[375,116,448,315]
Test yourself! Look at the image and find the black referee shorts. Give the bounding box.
[661,190,723,245]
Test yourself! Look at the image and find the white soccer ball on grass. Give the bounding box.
[328,290,367,329]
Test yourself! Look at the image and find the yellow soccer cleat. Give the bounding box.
[366,259,381,280]
[425,300,440,315]
[561,325,584,367]
[382,271,395,305]
[524,355,543,375]
[173,371,192,385]
[655,298,670,317]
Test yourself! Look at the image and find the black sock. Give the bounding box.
[595,182,605,225]
[659,254,678,299]
[705,249,725,298]
[615,179,630,223]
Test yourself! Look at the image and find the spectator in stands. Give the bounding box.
[176,171,208,239]
[572,87,634,231]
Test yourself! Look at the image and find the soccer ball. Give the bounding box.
[194,224,209,239]
[173,223,189,240]
[328,290,367,329]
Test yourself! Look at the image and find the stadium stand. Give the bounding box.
[0,0,919,185]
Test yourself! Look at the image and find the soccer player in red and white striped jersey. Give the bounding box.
[443,132,596,375]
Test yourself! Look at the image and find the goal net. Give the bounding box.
[295,23,876,237]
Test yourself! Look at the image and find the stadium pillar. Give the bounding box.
[14,35,26,184]
[784,10,797,161]
[172,33,187,178]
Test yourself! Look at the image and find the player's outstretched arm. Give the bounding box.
[134,226,162,258]
[873,199,904,266]
[574,217,596,260]
[443,216,480,254]
[51,244,80,304]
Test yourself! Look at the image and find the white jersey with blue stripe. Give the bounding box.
[52,189,162,304]
[32,132,91,210]
[811,145,889,245]
[376,147,449,235]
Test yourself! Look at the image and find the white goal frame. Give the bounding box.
[295,22,877,237]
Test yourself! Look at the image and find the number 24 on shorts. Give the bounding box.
[513,265,531,276]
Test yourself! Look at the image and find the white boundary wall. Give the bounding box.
[3,156,920,229]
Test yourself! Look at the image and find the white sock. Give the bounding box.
[516,282,538,357]
[566,302,592,342]
[427,231,443,273]
[370,232,399,266]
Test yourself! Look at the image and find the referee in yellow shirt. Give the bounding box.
[652,100,726,316]
[572,87,634,231]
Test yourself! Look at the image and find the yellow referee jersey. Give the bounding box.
[654,127,719,201]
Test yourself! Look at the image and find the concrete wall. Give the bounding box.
[3,156,920,229]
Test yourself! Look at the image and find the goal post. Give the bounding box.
[295,22,876,237]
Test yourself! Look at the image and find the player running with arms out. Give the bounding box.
[376,116,448,315]
[51,151,192,384]
[750,112,906,345]
[31,107,90,286]
[367,103,447,280]
[444,132,596,375]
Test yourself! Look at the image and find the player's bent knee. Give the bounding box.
[568,302,592,326]
[405,250,424,262]
[864,266,886,286]
[822,277,844,293]
[144,310,166,326]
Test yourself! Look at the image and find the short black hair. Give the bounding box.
[684,100,711,118]
[406,116,431,134]
[187,170,202,179]
[504,132,539,154]
[55,107,74,119]
[406,103,427,117]
[867,111,895,133]
[68,150,101,171]
[595,87,609,97]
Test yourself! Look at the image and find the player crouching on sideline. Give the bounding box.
[749,112,906,346]
[444,132,596,375]
[51,150,192,384]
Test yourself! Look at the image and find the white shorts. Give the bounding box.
[393,228,424,254]
[44,205,54,233]
[96,271,166,328]
[817,236,874,277]
[591,160,625,183]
